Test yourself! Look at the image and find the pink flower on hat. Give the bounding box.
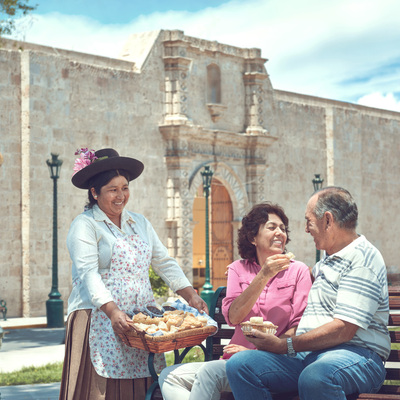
[72,148,98,175]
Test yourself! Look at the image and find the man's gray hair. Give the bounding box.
[314,187,358,230]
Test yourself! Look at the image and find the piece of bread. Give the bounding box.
[286,252,295,260]
[130,308,209,335]
[178,314,204,330]
[132,312,149,324]
[249,316,263,324]
[197,316,208,326]
[158,321,169,332]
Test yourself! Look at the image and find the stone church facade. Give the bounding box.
[1,29,399,317]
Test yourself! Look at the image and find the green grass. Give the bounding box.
[165,346,205,366]
[0,362,63,386]
[0,347,205,387]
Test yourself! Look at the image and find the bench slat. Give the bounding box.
[389,314,400,326]
[213,315,228,324]
[390,331,400,342]
[388,349,400,362]
[212,329,234,340]
[379,386,400,395]
[385,368,400,381]
[212,344,225,355]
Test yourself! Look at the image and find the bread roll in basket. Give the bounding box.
[121,308,217,353]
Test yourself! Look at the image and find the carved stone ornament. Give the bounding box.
[207,103,227,122]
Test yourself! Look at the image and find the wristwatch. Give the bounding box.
[286,337,297,357]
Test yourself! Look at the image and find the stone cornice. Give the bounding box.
[159,124,277,166]
[159,123,277,148]
[243,71,270,83]
[163,56,192,70]
[162,30,267,60]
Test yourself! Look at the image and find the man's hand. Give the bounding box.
[245,329,287,354]
[246,319,360,355]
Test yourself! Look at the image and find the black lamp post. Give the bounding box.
[46,153,64,328]
[200,166,214,308]
[312,174,324,264]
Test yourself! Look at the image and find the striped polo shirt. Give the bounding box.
[296,235,391,360]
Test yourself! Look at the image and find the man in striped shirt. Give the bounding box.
[226,187,390,400]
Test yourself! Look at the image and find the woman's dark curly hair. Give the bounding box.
[237,202,290,262]
[86,169,131,209]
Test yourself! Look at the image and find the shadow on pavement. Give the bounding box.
[1,328,65,352]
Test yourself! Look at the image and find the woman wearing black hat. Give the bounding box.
[59,148,208,400]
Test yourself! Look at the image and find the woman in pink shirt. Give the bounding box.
[159,202,312,400]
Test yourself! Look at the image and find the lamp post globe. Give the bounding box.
[312,173,324,264]
[46,153,64,328]
[200,166,214,309]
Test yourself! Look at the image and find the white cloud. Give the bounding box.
[9,0,400,112]
[12,12,129,56]
[357,93,400,112]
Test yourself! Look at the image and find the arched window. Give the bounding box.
[207,64,221,104]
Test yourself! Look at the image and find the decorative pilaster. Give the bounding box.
[243,54,270,135]
[162,34,192,125]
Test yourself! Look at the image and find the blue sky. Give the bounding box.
[32,0,230,24]
[7,0,400,111]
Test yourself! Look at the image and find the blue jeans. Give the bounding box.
[225,345,386,400]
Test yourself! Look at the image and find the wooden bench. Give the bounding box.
[149,286,400,399]
[0,299,7,320]
[207,286,400,400]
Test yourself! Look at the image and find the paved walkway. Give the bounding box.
[0,317,65,400]
[0,383,61,400]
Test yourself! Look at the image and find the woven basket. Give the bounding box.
[122,323,217,353]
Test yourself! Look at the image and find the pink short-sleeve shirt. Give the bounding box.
[221,259,312,359]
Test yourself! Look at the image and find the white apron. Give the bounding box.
[88,221,166,379]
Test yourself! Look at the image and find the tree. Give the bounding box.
[149,266,169,298]
[0,0,37,37]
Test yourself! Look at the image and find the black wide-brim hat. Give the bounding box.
[72,148,144,189]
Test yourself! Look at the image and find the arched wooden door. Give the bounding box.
[192,179,234,292]
[210,179,233,290]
